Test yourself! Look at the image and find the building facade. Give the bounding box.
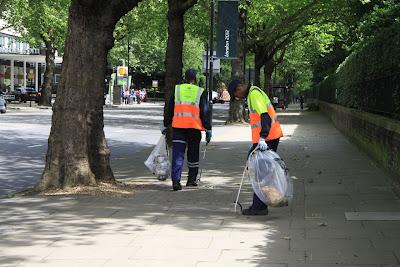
[0,20,62,93]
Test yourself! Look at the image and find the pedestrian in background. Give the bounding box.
[228,80,283,215]
[299,94,305,110]
[162,69,212,191]
[123,89,130,104]
[135,89,141,104]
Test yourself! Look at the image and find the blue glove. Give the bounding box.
[257,138,269,151]
[206,130,212,144]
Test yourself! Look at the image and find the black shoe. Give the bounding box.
[172,181,182,191]
[242,207,269,216]
[186,179,198,187]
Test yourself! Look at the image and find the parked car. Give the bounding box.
[19,87,38,102]
[0,92,7,113]
[6,87,38,103]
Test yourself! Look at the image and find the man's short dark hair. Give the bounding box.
[185,69,197,83]
[228,80,242,99]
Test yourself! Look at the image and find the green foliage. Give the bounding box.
[316,21,400,119]
[109,0,208,77]
[356,0,400,43]
[182,33,204,73]
[5,0,69,50]
[109,0,168,74]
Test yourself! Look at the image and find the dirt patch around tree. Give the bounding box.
[8,181,138,198]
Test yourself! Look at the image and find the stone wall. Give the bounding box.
[319,101,400,179]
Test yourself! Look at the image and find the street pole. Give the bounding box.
[205,43,209,93]
[127,39,130,92]
[208,0,215,102]
[243,8,247,84]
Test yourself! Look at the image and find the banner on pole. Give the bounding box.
[217,0,239,59]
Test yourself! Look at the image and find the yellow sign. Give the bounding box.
[152,80,158,88]
[117,66,128,77]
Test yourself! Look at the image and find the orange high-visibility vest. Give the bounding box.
[248,86,283,144]
[172,84,205,131]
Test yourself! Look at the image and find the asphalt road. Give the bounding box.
[0,103,168,196]
[0,103,231,197]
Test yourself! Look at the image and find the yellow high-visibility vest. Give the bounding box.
[248,86,283,143]
[172,84,205,130]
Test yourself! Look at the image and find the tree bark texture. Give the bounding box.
[227,99,246,123]
[164,0,198,111]
[36,0,141,191]
[227,8,246,124]
[164,0,197,143]
[263,59,274,94]
[164,1,185,105]
[230,8,245,81]
[253,46,265,87]
[38,41,55,107]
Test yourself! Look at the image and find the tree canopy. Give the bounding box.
[5,0,69,51]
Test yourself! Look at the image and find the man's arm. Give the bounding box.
[199,90,212,130]
[260,112,272,138]
[163,91,175,127]
[249,90,271,138]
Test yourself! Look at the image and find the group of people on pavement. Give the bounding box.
[122,87,147,105]
[162,68,283,216]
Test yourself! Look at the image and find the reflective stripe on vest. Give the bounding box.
[172,84,205,130]
[248,86,283,143]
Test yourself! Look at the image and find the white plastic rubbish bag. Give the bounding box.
[144,136,170,180]
[247,149,293,207]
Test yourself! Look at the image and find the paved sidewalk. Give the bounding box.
[1,106,400,266]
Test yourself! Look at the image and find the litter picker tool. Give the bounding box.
[197,142,208,183]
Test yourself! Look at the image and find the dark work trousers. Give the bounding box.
[171,128,202,183]
[248,138,280,210]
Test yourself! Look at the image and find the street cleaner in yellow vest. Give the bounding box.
[163,69,212,191]
[228,80,283,215]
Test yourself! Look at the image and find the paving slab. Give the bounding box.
[305,249,398,265]
[18,259,107,267]
[345,212,400,221]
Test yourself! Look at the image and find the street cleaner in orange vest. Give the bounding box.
[163,69,212,191]
[228,80,283,215]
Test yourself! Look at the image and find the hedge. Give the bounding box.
[316,22,400,119]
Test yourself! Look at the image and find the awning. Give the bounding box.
[0,53,63,64]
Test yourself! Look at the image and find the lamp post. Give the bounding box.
[127,38,130,92]
[208,0,215,102]
[243,6,247,84]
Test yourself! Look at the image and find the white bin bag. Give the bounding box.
[247,150,293,207]
[144,136,170,180]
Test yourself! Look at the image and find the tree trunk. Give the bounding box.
[36,0,140,191]
[263,59,274,95]
[230,8,245,81]
[38,41,54,107]
[164,0,197,142]
[164,0,197,107]
[227,8,246,124]
[254,48,265,87]
[254,65,261,87]
[227,99,246,123]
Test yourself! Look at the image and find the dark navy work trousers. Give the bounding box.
[248,138,280,210]
[171,128,202,183]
